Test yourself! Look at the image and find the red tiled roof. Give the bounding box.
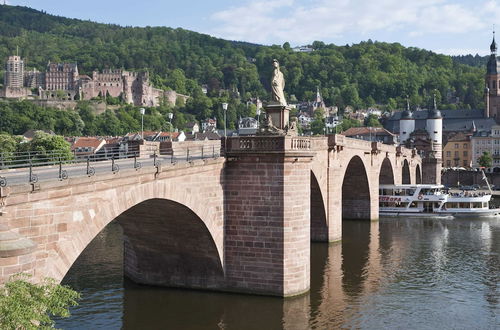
[71,137,105,150]
[157,132,180,139]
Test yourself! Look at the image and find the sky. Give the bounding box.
[4,0,500,56]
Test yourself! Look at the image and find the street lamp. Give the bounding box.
[257,108,261,128]
[139,108,145,140]
[168,112,174,140]
[222,103,228,137]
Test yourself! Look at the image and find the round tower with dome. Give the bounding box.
[426,94,443,159]
[399,97,415,144]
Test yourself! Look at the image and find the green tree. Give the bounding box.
[338,118,362,133]
[0,274,80,329]
[0,133,19,153]
[310,108,326,135]
[478,151,493,168]
[365,114,382,127]
[20,132,73,163]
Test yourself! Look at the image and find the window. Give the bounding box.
[463,143,468,148]
[455,151,459,157]
[455,143,459,148]
[446,151,451,157]
[447,160,451,166]
[463,151,468,157]
[463,160,468,167]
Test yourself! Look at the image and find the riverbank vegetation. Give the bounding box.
[0,274,80,329]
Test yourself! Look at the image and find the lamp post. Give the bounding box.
[222,102,229,153]
[257,108,261,128]
[168,112,173,141]
[222,103,228,137]
[139,108,145,140]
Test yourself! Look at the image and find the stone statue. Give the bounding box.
[271,59,286,106]
[258,113,285,135]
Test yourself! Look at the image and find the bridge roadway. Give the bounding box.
[0,135,430,297]
[0,152,214,186]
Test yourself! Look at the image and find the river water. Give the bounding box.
[56,217,500,329]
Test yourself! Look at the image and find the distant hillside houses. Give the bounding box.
[292,46,314,53]
[0,55,188,107]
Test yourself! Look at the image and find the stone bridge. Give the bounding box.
[0,135,425,297]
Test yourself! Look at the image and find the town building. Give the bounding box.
[70,137,106,158]
[471,125,500,168]
[202,118,217,132]
[442,132,472,168]
[297,87,337,118]
[342,126,398,145]
[237,117,259,136]
[185,122,200,134]
[297,112,312,129]
[292,46,314,53]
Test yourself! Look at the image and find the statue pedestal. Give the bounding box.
[265,104,290,130]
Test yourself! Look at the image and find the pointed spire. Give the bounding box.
[491,28,497,54]
[433,92,437,110]
[406,95,410,112]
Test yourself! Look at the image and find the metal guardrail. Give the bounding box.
[0,145,221,187]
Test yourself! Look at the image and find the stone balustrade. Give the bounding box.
[226,136,312,153]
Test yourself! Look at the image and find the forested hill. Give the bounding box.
[0,5,487,111]
[452,54,488,69]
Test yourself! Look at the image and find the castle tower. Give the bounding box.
[421,95,443,184]
[486,32,500,121]
[399,98,415,144]
[4,55,24,88]
[426,95,443,160]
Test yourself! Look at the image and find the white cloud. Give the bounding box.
[208,0,498,47]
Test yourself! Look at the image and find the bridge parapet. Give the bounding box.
[225,136,313,154]
[328,134,374,151]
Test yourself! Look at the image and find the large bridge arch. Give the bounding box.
[415,164,422,184]
[402,159,411,184]
[115,198,224,288]
[342,155,372,220]
[379,157,395,185]
[311,170,328,241]
[0,161,226,287]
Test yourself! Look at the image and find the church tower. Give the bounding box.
[486,32,500,121]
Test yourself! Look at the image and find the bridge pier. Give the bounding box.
[224,136,314,297]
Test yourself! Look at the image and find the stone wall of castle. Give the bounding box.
[2,56,187,107]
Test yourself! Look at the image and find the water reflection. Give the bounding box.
[57,218,500,329]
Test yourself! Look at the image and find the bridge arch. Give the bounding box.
[402,159,411,184]
[311,170,328,241]
[415,164,422,184]
[342,155,371,220]
[22,163,227,287]
[114,198,224,288]
[379,157,395,185]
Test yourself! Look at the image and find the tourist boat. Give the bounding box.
[379,184,500,218]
